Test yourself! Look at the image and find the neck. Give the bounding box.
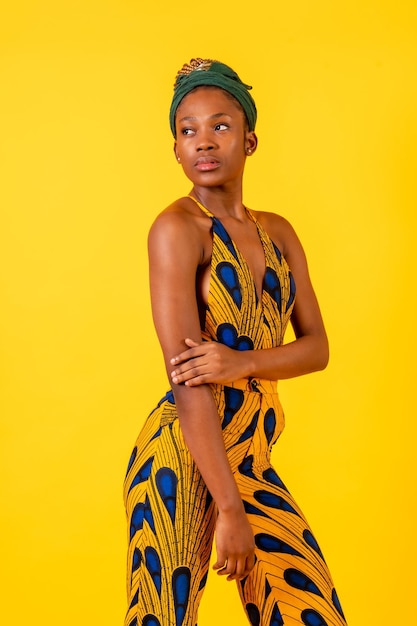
[191,184,245,219]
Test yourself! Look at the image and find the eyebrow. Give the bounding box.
[177,112,232,123]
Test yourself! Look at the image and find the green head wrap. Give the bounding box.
[169,58,257,137]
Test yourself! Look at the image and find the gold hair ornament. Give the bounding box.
[174,58,216,86]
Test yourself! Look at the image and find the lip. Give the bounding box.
[194,156,221,171]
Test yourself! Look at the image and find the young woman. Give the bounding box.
[124,58,347,626]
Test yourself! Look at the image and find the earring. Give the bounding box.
[246,148,252,155]
[177,156,181,162]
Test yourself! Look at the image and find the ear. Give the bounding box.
[245,131,258,156]
[173,142,181,163]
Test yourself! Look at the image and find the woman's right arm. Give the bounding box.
[147,207,255,581]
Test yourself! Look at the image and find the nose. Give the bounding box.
[197,140,214,151]
[196,129,216,151]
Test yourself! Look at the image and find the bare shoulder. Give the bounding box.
[149,197,200,238]
[148,196,212,264]
[250,209,302,260]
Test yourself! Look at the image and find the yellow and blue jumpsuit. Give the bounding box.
[123,198,347,626]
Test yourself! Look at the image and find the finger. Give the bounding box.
[184,374,210,386]
[170,345,203,365]
[184,337,200,347]
[227,557,249,581]
[247,553,256,572]
[171,355,212,381]
[238,554,256,579]
[231,558,246,581]
[218,558,236,577]
[171,359,199,379]
[212,552,227,571]
[170,349,193,365]
[171,366,209,386]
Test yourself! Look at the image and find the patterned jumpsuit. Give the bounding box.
[123,197,347,626]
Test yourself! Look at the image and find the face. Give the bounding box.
[174,86,257,188]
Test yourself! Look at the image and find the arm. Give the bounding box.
[246,214,329,378]
[148,207,255,580]
[170,214,329,385]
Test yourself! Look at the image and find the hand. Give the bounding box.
[170,338,249,386]
[212,508,256,581]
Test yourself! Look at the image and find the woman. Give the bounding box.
[124,58,347,626]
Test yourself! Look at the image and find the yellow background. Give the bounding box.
[1,1,416,624]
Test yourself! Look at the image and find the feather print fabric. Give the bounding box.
[123,197,346,626]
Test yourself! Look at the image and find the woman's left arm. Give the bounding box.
[170,215,329,385]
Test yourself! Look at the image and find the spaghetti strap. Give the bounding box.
[188,193,257,224]
[187,194,214,217]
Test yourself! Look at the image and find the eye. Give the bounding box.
[180,128,195,136]
[214,123,228,131]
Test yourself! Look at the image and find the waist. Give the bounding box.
[220,377,278,394]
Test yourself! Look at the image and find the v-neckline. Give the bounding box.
[188,195,268,305]
[221,209,267,305]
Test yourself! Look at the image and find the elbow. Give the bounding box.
[316,352,329,372]
[314,335,329,371]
